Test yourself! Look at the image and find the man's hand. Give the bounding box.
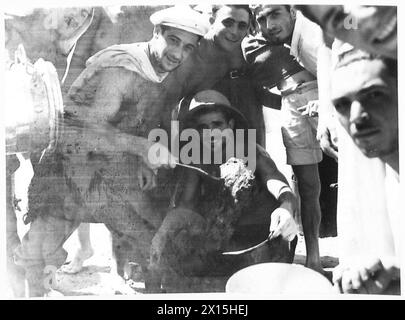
[333,258,400,294]
[269,206,298,242]
[145,142,178,171]
[317,122,338,161]
[298,100,319,117]
[137,161,157,191]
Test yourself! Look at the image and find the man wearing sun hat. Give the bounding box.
[13,5,210,296]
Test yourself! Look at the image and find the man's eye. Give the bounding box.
[366,90,385,100]
[238,22,248,31]
[184,46,195,53]
[223,20,234,28]
[168,37,179,45]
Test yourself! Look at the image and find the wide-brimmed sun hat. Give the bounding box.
[177,90,249,130]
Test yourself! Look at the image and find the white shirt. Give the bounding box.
[289,11,324,76]
[337,124,400,266]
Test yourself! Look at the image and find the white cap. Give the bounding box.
[150,5,210,37]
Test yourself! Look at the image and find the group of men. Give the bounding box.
[5,4,399,296]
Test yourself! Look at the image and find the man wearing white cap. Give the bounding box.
[13,6,210,296]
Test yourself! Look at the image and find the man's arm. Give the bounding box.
[256,146,294,200]
[256,146,298,241]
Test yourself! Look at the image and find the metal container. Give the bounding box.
[5,44,64,156]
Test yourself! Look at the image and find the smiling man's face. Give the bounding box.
[210,5,250,52]
[151,25,199,73]
[331,58,398,158]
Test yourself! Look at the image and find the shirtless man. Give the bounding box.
[149,90,298,291]
[169,5,272,140]
[175,5,252,95]
[249,5,325,273]
[13,6,209,296]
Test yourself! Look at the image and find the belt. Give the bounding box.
[280,80,318,97]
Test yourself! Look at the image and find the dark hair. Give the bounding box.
[212,4,255,33]
[212,5,253,22]
[253,4,291,15]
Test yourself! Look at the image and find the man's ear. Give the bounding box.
[229,118,235,130]
[290,7,297,20]
[153,25,162,38]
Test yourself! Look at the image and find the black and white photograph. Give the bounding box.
[0,0,402,300]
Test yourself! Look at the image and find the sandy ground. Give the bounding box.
[5,109,340,297]
[51,224,339,296]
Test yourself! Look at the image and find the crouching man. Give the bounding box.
[148,90,298,292]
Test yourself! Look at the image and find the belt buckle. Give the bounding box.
[229,70,241,79]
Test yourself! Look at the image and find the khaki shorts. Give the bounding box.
[280,81,322,166]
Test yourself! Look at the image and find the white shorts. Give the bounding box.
[280,81,322,166]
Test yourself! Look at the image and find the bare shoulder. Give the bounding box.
[95,68,138,97]
[65,67,141,123]
[256,144,273,161]
[68,67,138,106]
[255,144,281,178]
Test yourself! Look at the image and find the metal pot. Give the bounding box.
[5,44,64,156]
